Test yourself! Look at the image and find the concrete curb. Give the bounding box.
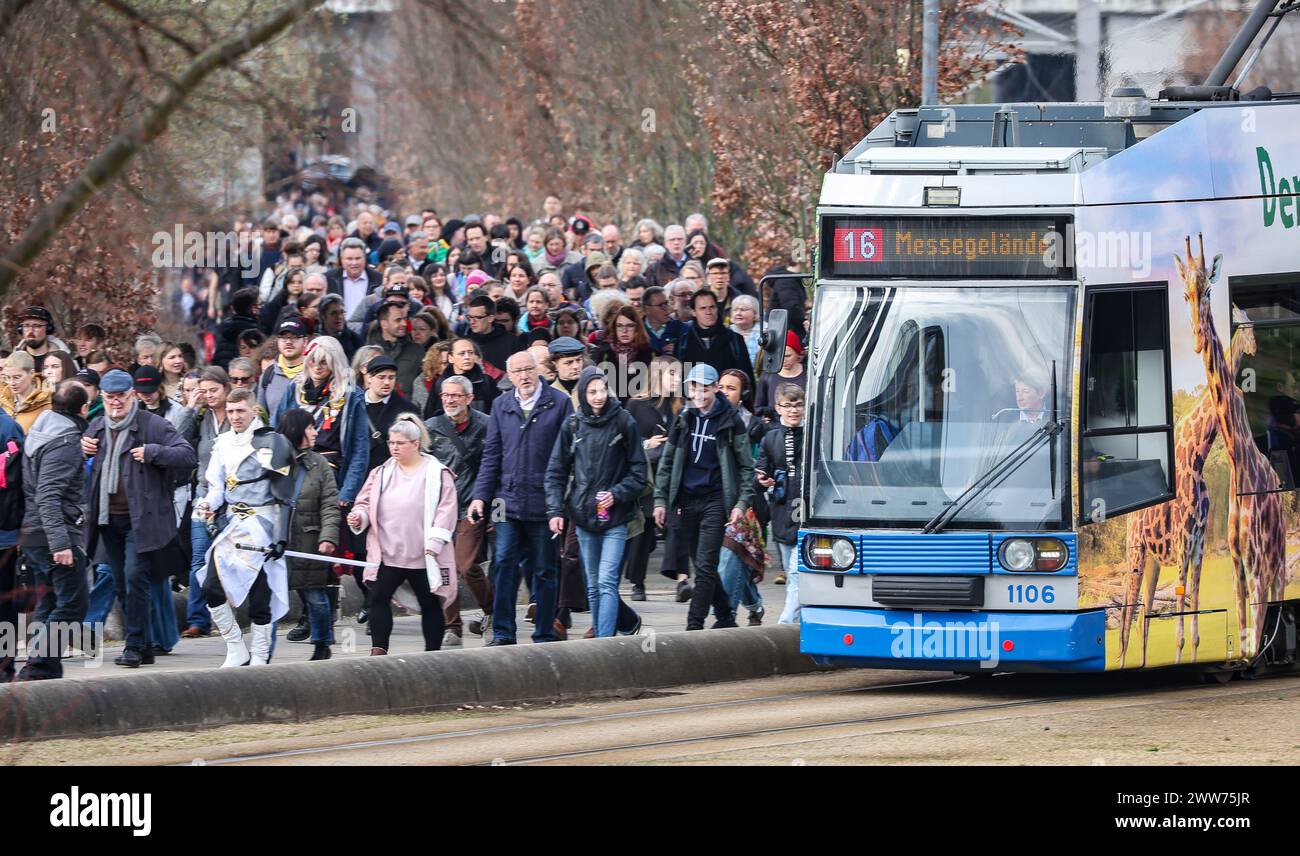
[0,626,815,742]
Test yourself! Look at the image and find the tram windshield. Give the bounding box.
[808,285,1075,530]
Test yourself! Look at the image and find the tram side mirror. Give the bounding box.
[760,309,789,374]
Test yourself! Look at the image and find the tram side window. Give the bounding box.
[1231,274,1300,493]
[1080,285,1174,519]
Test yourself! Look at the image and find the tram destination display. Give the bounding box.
[821,215,1072,279]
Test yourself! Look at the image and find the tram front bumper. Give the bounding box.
[800,607,1107,672]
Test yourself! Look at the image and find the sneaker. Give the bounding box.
[773,574,787,585]
[310,643,332,661]
[631,584,646,602]
[286,616,311,643]
[747,606,765,626]
[619,614,643,636]
[467,615,488,636]
[442,630,463,648]
[675,580,693,603]
[356,608,369,625]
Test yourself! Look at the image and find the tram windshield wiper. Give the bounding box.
[922,362,1061,535]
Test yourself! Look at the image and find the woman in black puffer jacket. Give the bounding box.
[545,367,647,638]
[278,408,340,661]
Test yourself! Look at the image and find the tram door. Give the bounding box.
[1231,273,1300,498]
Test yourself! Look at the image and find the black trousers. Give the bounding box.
[673,493,734,630]
[370,564,444,652]
[203,562,272,625]
[0,547,17,680]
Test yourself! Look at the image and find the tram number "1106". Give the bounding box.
[832,227,883,262]
[1007,584,1055,604]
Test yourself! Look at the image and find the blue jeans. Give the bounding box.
[98,516,152,652]
[84,563,115,627]
[20,544,88,679]
[719,547,763,614]
[574,524,628,638]
[303,587,334,644]
[775,542,799,624]
[186,518,214,632]
[149,576,179,652]
[491,519,559,643]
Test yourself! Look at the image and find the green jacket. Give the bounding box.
[653,394,755,514]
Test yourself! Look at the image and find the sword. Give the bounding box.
[235,543,379,569]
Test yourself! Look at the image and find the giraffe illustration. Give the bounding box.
[1119,310,1256,667]
[1179,234,1287,659]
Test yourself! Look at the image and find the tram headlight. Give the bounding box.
[998,538,1070,573]
[805,535,857,571]
[999,539,1036,572]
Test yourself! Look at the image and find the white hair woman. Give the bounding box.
[618,247,646,283]
[347,414,459,654]
[729,294,762,367]
[273,336,369,505]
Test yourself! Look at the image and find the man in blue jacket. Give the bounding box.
[468,351,574,645]
[0,409,23,682]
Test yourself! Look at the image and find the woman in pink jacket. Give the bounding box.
[346,413,459,655]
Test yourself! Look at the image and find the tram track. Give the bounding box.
[484,672,1300,765]
[187,670,1300,766]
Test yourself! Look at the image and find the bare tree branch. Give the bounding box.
[0,0,34,41]
[0,0,326,295]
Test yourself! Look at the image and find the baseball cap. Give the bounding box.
[382,221,401,235]
[547,337,586,358]
[685,364,719,386]
[404,215,423,227]
[132,365,163,393]
[278,318,309,338]
[74,368,101,388]
[100,369,133,394]
[383,284,410,298]
[366,355,398,375]
[569,215,593,234]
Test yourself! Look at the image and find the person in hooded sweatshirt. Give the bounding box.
[16,381,89,680]
[653,363,755,631]
[545,367,647,638]
[675,290,755,393]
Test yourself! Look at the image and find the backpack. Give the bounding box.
[0,438,24,531]
[846,416,899,462]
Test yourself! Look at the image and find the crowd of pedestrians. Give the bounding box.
[0,196,810,678]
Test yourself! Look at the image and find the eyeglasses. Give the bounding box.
[777,402,805,410]
[466,312,490,322]
[440,392,469,400]
[615,322,638,331]
[229,375,253,385]
[19,322,45,330]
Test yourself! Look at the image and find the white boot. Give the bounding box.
[209,603,249,668]
[249,623,273,666]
